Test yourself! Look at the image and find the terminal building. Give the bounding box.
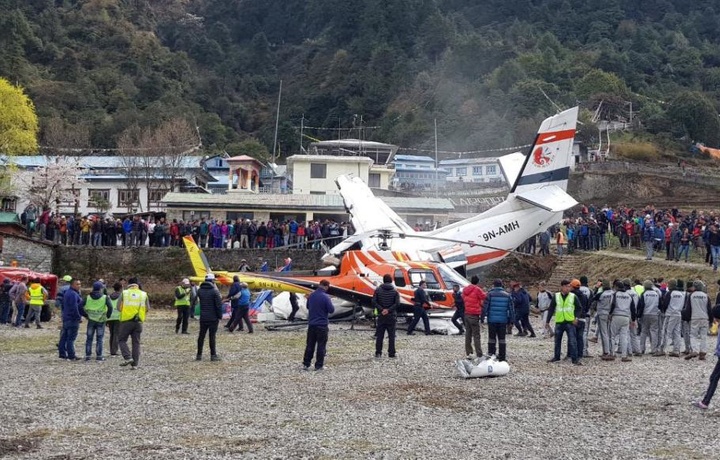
[162,153,454,226]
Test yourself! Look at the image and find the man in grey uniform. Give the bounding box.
[680,280,694,356]
[595,280,615,360]
[624,279,642,356]
[609,280,637,362]
[661,279,686,357]
[684,280,712,361]
[637,280,662,356]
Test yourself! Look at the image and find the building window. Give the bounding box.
[310,163,327,179]
[88,189,110,202]
[118,189,140,206]
[1,198,16,212]
[60,189,80,206]
[472,166,483,175]
[149,189,168,203]
[309,191,326,195]
[368,173,381,188]
[183,210,211,221]
[486,165,497,175]
[456,167,467,176]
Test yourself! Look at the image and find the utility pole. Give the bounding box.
[299,114,304,154]
[434,118,438,198]
[271,79,282,164]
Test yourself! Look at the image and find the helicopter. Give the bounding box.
[330,106,580,272]
[182,234,469,315]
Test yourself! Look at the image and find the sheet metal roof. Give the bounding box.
[162,192,454,212]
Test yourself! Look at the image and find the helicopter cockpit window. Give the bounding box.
[393,269,406,287]
[408,270,441,290]
[438,265,469,289]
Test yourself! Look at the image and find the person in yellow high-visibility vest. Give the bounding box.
[117,277,149,369]
[83,281,113,361]
[545,279,583,366]
[24,278,48,329]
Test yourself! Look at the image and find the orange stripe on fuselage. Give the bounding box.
[467,250,508,265]
[536,129,575,146]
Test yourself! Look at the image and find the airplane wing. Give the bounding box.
[335,175,415,236]
[497,152,526,187]
[515,184,578,212]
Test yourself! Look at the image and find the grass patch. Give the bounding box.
[0,333,58,354]
[611,142,660,161]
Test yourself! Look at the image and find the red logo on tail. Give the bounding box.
[532,146,553,168]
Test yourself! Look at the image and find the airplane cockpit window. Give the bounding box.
[438,265,469,289]
[408,270,441,290]
[393,269,406,287]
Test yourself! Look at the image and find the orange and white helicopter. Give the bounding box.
[330,106,580,272]
[183,234,471,315]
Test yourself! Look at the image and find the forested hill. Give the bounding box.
[3,0,720,158]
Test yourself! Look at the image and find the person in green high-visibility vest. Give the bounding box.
[83,281,113,361]
[545,279,583,366]
[106,282,123,357]
[174,278,192,334]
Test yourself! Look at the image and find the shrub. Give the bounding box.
[610,142,660,161]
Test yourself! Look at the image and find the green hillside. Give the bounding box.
[2,0,720,157]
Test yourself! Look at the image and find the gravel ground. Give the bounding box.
[1,313,718,459]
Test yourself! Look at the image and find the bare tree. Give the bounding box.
[41,118,91,216]
[117,125,145,213]
[154,118,202,196]
[17,157,85,212]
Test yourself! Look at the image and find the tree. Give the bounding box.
[16,157,85,213]
[668,91,720,147]
[0,77,39,154]
[225,139,270,163]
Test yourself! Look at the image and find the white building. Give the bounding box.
[392,154,449,190]
[439,157,504,184]
[286,154,393,194]
[4,155,215,216]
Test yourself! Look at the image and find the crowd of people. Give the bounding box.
[3,262,720,409]
[20,204,353,250]
[520,204,720,267]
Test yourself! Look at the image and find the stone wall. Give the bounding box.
[1,233,54,273]
[53,246,324,282]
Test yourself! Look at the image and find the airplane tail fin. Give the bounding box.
[511,107,578,194]
[183,235,211,278]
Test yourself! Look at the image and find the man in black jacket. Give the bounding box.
[373,274,400,358]
[407,281,431,335]
[196,274,223,361]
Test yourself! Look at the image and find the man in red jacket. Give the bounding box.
[462,275,486,358]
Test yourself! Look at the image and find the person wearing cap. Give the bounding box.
[0,278,12,324]
[546,280,583,365]
[660,279,684,357]
[637,280,662,356]
[238,259,250,272]
[569,279,588,358]
[56,275,73,311]
[684,280,712,361]
[483,279,514,362]
[462,276,486,356]
[692,304,720,409]
[82,281,113,361]
[196,274,223,361]
[174,278,192,334]
[117,277,149,369]
[303,280,334,371]
[609,280,637,362]
[106,282,123,356]
[278,257,292,272]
